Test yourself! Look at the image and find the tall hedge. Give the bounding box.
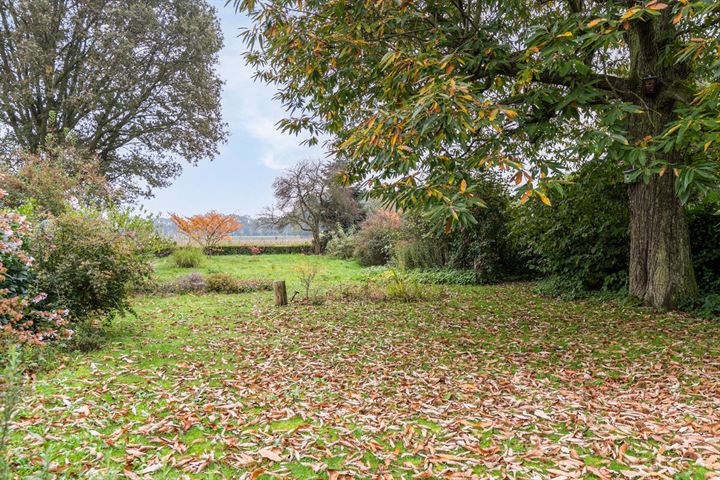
[512,160,720,297]
[395,173,526,283]
[688,200,720,294]
[511,160,630,295]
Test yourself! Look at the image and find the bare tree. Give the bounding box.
[260,159,364,254]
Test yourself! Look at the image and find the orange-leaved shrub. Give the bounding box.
[170,211,242,249]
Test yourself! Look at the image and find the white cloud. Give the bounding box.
[216,17,327,173]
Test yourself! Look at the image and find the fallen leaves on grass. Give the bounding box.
[8,284,720,478]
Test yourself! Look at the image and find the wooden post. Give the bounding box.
[273,281,288,306]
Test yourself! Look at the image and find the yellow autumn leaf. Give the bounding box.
[537,192,551,206]
[459,179,467,193]
[587,18,607,28]
[621,7,641,19]
[664,124,681,136]
[503,108,518,120]
[705,140,713,151]
[557,31,573,38]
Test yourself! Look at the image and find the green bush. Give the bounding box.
[61,318,112,353]
[171,247,206,268]
[511,160,630,295]
[206,273,238,293]
[353,209,402,266]
[325,225,357,259]
[687,200,720,294]
[203,244,312,255]
[395,174,525,283]
[381,268,423,302]
[31,208,156,320]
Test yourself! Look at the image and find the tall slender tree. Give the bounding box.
[0,0,227,196]
[235,0,720,308]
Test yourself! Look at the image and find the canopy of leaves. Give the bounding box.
[0,0,226,197]
[236,0,720,227]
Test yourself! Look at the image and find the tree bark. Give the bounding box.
[273,280,288,306]
[626,13,698,309]
[312,227,322,254]
[629,175,697,308]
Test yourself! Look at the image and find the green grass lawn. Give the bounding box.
[8,254,720,479]
[153,253,368,293]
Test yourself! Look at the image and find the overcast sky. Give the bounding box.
[140,1,325,217]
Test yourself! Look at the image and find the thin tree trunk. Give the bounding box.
[312,228,321,254]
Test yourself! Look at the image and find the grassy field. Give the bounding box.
[153,254,368,294]
[8,255,720,479]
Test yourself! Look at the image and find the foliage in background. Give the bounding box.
[200,244,313,256]
[353,209,402,266]
[235,0,720,308]
[31,208,158,320]
[0,0,226,197]
[395,173,525,283]
[409,268,481,286]
[260,159,365,254]
[687,200,720,295]
[325,225,358,260]
[170,211,242,249]
[234,0,720,229]
[170,248,206,269]
[511,160,630,298]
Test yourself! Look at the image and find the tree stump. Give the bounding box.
[273,281,288,306]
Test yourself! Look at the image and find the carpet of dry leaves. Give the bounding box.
[10,284,720,479]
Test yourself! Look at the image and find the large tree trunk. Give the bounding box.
[626,14,698,309]
[629,175,697,308]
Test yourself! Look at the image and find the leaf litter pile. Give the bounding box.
[10,284,720,478]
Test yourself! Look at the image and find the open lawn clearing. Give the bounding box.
[153,254,366,292]
[9,280,720,478]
